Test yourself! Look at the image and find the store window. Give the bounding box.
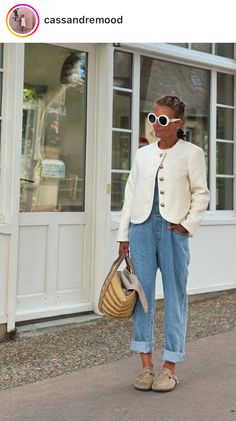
[113,47,235,215]
[20,44,87,212]
[140,56,210,160]
[111,50,133,211]
[216,72,234,210]
[215,43,234,59]
[192,43,212,54]
[140,57,235,211]
[170,43,235,59]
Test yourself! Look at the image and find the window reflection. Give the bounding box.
[20,44,87,212]
[113,91,131,129]
[113,51,132,88]
[112,132,131,170]
[217,108,233,140]
[216,178,233,210]
[216,142,234,175]
[111,173,129,211]
[217,73,234,106]
[169,43,188,48]
[215,43,234,59]
[191,43,212,53]
[111,50,133,211]
[169,43,234,59]
[140,56,210,158]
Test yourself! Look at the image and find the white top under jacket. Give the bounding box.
[117,139,210,242]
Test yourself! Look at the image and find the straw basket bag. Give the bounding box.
[98,255,148,319]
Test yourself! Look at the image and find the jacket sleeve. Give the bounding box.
[116,149,139,242]
[180,147,210,236]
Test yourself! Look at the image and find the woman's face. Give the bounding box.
[152,104,184,139]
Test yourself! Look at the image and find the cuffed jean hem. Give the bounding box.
[130,340,155,353]
[162,349,185,363]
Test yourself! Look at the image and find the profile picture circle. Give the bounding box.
[6,4,40,37]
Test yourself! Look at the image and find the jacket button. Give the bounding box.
[159,177,164,181]
[160,203,165,207]
[159,164,164,169]
[159,153,163,157]
[160,190,165,194]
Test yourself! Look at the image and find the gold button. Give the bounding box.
[159,164,164,169]
[160,190,165,194]
[160,203,165,207]
[159,177,164,181]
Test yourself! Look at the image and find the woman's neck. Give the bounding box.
[158,137,179,149]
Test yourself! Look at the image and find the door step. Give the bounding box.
[15,313,103,337]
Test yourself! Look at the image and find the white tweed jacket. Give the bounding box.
[117,139,210,242]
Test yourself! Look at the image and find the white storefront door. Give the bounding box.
[16,43,96,322]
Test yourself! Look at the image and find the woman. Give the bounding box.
[117,95,210,392]
[13,8,19,21]
[20,15,26,33]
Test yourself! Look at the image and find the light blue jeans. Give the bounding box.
[128,176,190,363]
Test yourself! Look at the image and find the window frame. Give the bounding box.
[169,43,235,60]
[112,43,236,220]
[215,71,235,211]
[111,49,139,214]
[0,44,25,225]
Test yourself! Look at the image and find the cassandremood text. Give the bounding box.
[44,16,124,24]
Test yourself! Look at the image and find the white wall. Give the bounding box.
[186,223,236,295]
[110,218,236,297]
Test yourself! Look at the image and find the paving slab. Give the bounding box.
[0,329,236,421]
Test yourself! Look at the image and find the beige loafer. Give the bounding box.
[151,367,179,392]
[134,367,155,391]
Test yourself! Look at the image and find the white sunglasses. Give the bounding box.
[147,113,181,127]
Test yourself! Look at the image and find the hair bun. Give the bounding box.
[177,128,187,140]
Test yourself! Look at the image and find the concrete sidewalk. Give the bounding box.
[0,329,236,421]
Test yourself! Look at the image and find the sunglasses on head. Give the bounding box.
[147,113,181,127]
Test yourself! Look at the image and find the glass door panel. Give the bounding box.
[21,44,88,212]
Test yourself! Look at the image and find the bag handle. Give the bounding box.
[109,255,135,277]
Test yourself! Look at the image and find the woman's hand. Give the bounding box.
[168,223,189,235]
[118,241,129,256]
